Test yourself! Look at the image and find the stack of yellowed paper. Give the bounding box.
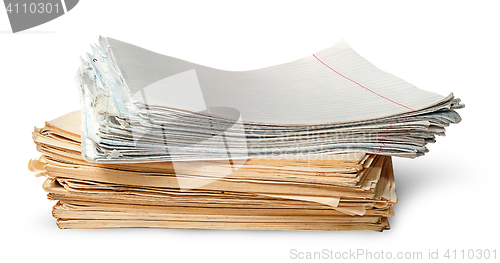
[29,111,397,231]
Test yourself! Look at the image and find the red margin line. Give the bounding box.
[312,54,414,111]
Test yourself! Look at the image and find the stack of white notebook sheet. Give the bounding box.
[75,37,463,163]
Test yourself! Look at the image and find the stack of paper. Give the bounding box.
[28,37,463,231]
[75,37,463,163]
[30,111,396,231]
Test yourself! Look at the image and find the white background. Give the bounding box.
[1,1,498,262]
